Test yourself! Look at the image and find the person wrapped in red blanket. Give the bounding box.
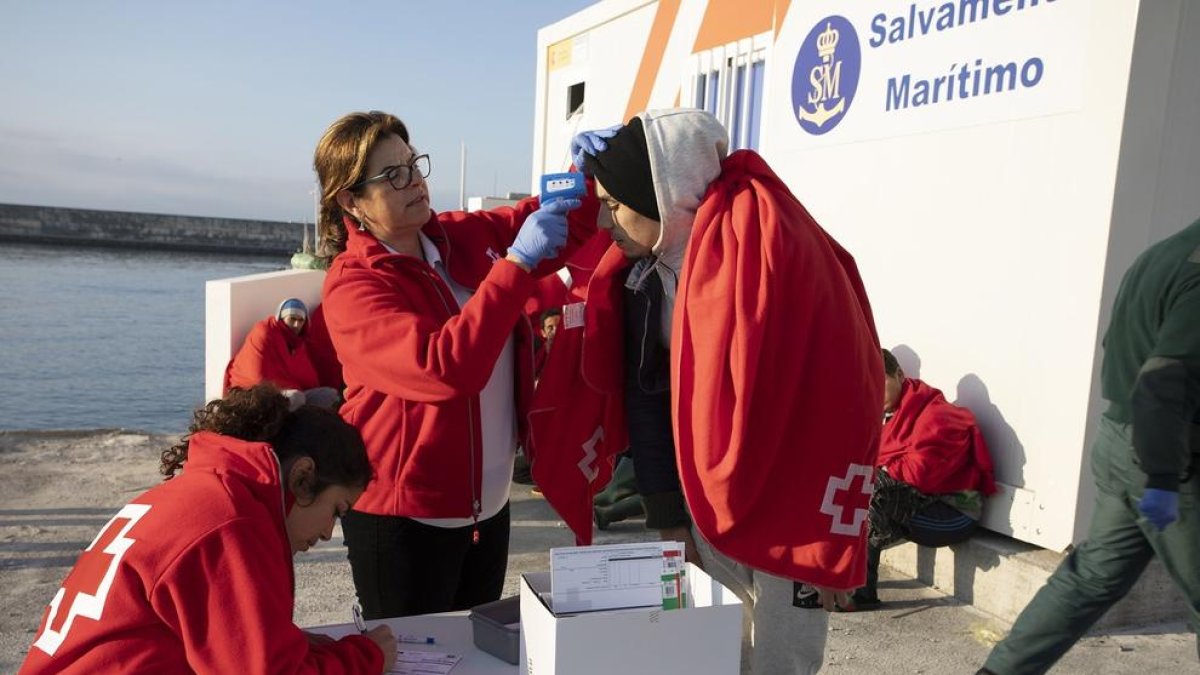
[560,109,883,675]
[225,298,342,410]
[848,349,998,610]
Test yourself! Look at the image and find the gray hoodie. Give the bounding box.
[624,109,730,347]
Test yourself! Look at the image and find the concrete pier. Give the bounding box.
[0,202,307,255]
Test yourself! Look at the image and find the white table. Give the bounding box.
[309,611,517,674]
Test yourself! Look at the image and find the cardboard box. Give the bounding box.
[519,563,743,675]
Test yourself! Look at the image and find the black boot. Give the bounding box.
[846,544,882,610]
[594,495,644,530]
[594,456,637,507]
[512,450,534,485]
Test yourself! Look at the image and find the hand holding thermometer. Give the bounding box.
[539,172,586,206]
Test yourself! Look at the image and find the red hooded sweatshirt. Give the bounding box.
[878,378,998,496]
[526,232,628,544]
[321,197,597,519]
[20,432,382,674]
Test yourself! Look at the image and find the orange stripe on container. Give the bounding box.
[692,0,773,53]
[774,0,792,38]
[624,0,682,122]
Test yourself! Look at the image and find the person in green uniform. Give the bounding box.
[979,218,1200,674]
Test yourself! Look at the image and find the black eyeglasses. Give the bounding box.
[350,154,431,191]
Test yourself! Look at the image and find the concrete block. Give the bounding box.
[880,531,1190,630]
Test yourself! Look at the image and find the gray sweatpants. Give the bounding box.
[691,526,829,674]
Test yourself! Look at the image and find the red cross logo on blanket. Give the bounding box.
[818,464,874,536]
[33,503,150,655]
[578,426,603,482]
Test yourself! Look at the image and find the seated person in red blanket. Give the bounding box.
[848,349,998,609]
[225,298,341,409]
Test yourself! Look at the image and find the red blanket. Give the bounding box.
[879,378,997,496]
[526,233,628,544]
[225,317,320,393]
[305,304,344,390]
[673,151,883,588]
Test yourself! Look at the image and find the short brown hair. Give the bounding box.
[313,111,410,260]
[882,348,901,377]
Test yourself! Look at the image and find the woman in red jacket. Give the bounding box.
[313,111,596,619]
[20,384,396,674]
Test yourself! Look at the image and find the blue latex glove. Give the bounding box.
[570,124,622,173]
[508,198,580,267]
[1138,488,1179,531]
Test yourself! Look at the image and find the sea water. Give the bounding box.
[0,242,282,433]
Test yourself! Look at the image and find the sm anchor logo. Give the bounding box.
[792,16,861,135]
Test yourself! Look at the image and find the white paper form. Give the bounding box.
[550,542,675,614]
[388,649,461,674]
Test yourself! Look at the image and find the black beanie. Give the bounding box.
[583,117,660,222]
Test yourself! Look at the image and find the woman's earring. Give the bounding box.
[358,222,366,232]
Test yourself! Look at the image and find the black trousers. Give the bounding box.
[341,502,511,619]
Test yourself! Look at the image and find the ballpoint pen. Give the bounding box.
[351,600,367,634]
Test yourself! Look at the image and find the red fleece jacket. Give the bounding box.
[322,196,598,518]
[526,232,628,544]
[20,432,382,674]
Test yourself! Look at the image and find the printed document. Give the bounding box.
[389,649,461,674]
[549,541,683,614]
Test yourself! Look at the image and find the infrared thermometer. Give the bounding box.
[539,172,586,206]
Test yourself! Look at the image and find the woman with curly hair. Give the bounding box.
[21,384,396,674]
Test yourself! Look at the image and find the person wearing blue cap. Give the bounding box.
[226,298,342,410]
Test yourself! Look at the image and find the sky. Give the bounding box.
[0,1,598,222]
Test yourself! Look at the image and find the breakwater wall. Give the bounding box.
[0,203,310,255]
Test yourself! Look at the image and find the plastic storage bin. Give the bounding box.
[469,595,521,664]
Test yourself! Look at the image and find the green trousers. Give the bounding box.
[984,417,1200,674]
[593,455,643,530]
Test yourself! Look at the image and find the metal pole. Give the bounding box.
[311,186,319,254]
[459,142,466,210]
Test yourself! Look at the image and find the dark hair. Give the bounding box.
[882,349,901,377]
[160,384,373,499]
[313,110,411,262]
[540,307,563,323]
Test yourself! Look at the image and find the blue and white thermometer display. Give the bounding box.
[539,172,586,205]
